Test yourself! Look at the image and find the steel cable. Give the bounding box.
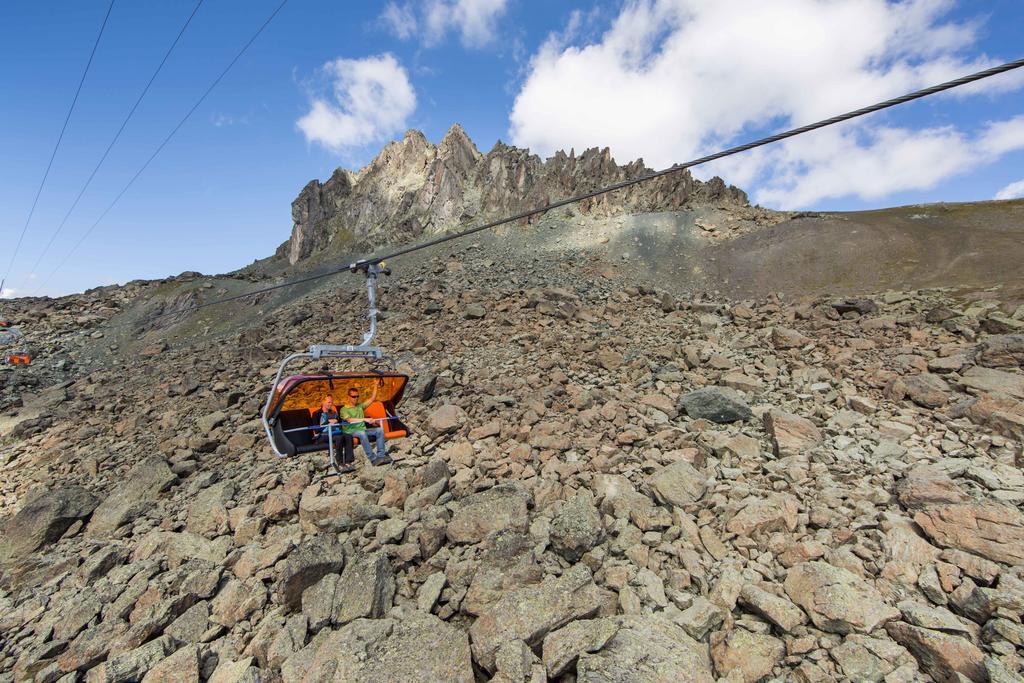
[33,0,289,296]
[2,0,116,293]
[21,0,206,291]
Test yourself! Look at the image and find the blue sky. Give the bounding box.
[1,0,1022,298]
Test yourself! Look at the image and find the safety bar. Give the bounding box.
[282,415,402,434]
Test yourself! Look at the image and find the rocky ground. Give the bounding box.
[2,224,1024,682]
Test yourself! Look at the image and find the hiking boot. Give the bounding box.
[371,455,393,466]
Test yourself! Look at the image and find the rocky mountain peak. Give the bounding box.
[280,125,748,265]
[357,129,433,185]
[438,123,481,170]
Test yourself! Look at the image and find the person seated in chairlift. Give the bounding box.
[317,394,356,473]
[316,395,345,445]
[341,383,392,466]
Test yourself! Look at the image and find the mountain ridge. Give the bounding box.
[278,124,749,265]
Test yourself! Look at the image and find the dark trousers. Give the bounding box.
[317,430,354,464]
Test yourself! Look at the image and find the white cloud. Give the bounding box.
[979,115,1024,155]
[212,112,250,127]
[297,54,417,153]
[509,0,1024,208]
[752,117,1024,206]
[381,2,417,40]
[0,286,16,300]
[381,0,508,48]
[995,178,1024,200]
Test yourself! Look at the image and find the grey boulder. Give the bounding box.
[0,485,98,562]
[294,608,473,683]
[678,387,752,423]
[576,615,713,683]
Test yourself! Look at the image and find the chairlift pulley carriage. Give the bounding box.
[261,262,410,473]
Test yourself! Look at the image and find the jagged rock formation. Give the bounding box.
[278,124,748,264]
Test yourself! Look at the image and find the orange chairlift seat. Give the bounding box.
[261,262,410,473]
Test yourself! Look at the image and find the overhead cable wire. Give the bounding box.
[108,56,1024,331]
[33,0,289,296]
[2,0,116,291]
[22,0,206,290]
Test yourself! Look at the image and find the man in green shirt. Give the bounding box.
[339,384,391,465]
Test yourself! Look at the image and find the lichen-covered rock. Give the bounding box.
[186,480,236,538]
[295,608,474,682]
[960,365,1024,399]
[333,550,396,626]
[896,466,968,509]
[977,335,1024,368]
[886,621,987,683]
[87,457,175,536]
[575,615,713,683]
[276,535,346,612]
[130,530,228,567]
[0,485,98,562]
[542,618,619,678]
[829,634,915,682]
[447,483,531,544]
[647,460,707,507]
[914,503,1024,566]
[784,562,900,634]
[771,326,810,349]
[85,634,177,683]
[428,403,468,436]
[211,578,268,627]
[469,564,609,673]
[140,643,201,683]
[463,530,543,616]
[549,494,604,562]
[902,372,952,408]
[711,628,784,683]
[738,583,806,633]
[726,493,799,537]
[764,409,821,457]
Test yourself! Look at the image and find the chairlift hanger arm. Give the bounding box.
[332,260,391,355]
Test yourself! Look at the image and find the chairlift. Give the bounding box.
[0,324,32,366]
[261,262,410,473]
